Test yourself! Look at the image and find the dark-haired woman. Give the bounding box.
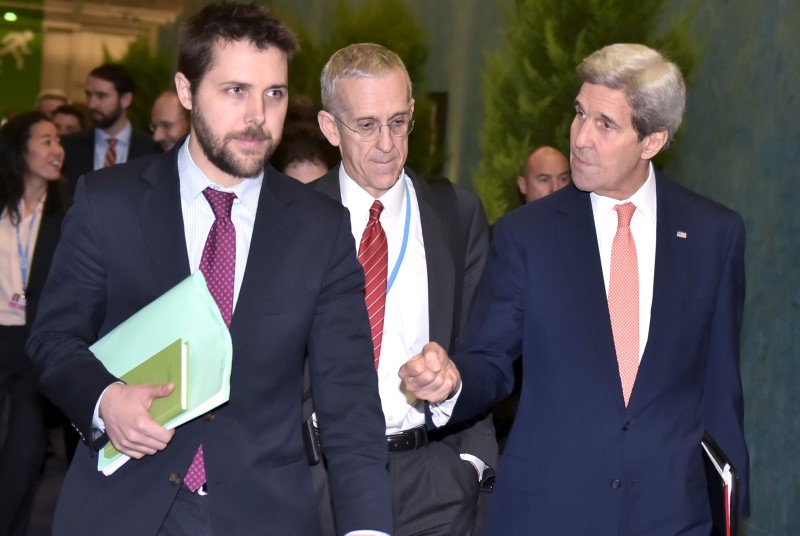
[0,111,70,536]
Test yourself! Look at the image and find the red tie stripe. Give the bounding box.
[358,200,388,369]
[104,137,117,168]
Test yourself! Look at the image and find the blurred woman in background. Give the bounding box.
[0,112,70,536]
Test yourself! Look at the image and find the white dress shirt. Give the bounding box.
[590,163,658,362]
[93,121,132,170]
[0,198,45,326]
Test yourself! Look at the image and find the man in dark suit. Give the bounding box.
[310,43,497,536]
[401,43,749,535]
[26,4,391,536]
[60,63,159,190]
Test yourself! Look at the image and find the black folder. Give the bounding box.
[701,431,739,536]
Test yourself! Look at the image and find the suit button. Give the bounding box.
[622,422,630,431]
[204,413,215,422]
[169,473,183,486]
[610,479,621,489]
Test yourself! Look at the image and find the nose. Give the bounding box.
[245,94,266,126]
[153,126,165,142]
[375,123,394,152]
[571,116,590,149]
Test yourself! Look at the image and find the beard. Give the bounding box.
[191,105,277,179]
[90,101,123,129]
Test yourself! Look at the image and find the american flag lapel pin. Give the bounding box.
[676,231,687,239]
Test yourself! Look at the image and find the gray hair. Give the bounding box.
[578,43,685,150]
[320,43,412,117]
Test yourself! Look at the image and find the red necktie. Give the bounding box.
[104,137,117,168]
[184,187,237,492]
[608,203,639,407]
[358,200,388,369]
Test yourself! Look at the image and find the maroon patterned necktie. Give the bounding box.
[184,187,237,492]
[103,137,117,168]
[358,200,388,369]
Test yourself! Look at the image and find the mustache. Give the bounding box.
[226,127,270,143]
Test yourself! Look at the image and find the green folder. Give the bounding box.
[102,338,188,459]
[91,271,233,475]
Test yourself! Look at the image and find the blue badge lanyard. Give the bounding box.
[386,176,411,294]
[15,211,38,294]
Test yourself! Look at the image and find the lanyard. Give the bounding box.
[386,176,411,294]
[15,210,38,292]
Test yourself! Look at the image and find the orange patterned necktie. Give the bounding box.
[608,203,639,407]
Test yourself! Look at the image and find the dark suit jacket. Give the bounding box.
[312,166,498,468]
[60,127,160,191]
[450,171,749,535]
[27,150,392,535]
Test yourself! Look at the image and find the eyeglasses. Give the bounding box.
[149,122,173,132]
[332,113,414,142]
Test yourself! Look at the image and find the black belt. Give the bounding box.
[386,426,428,453]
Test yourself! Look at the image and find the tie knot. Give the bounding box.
[202,187,237,220]
[107,137,117,148]
[614,202,636,227]
[368,200,384,223]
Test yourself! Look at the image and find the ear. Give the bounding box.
[409,98,416,116]
[175,72,193,111]
[318,110,341,147]
[517,175,527,196]
[119,91,133,110]
[641,129,668,159]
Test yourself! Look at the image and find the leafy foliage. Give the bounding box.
[475,0,701,222]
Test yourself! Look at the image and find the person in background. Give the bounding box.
[52,104,87,136]
[311,43,497,536]
[26,4,391,535]
[150,89,190,152]
[60,63,159,189]
[516,145,570,203]
[35,90,69,119]
[271,121,338,183]
[400,43,750,535]
[0,111,70,536]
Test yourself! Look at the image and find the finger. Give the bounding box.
[146,382,175,399]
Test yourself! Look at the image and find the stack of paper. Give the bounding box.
[91,271,233,475]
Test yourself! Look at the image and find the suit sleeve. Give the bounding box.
[701,212,750,516]
[448,187,498,468]
[26,178,118,446]
[306,208,393,534]
[451,215,526,425]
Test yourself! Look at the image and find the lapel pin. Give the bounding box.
[676,231,687,239]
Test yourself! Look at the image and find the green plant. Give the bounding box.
[105,35,173,133]
[475,0,700,222]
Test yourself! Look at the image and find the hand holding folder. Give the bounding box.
[91,272,233,475]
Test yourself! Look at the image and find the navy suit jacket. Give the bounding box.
[451,171,749,535]
[313,166,498,466]
[60,127,160,191]
[27,148,392,535]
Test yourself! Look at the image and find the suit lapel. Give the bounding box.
[630,172,692,409]
[411,172,455,348]
[556,187,623,400]
[313,166,343,202]
[229,167,299,348]
[136,152,191,294]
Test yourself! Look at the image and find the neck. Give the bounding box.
[23,178,47,212]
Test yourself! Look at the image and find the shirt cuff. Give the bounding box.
[344,532,390,536]
[428,381,462,427]
[459,454,487,481]
[92,382,121,432]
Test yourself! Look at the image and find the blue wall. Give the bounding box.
[667,1,800,533]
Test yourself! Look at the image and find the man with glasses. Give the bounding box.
[309,43,497,536]
[150,89,190,152]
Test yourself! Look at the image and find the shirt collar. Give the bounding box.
[177,135,263,215]
[95,121,132,146]
[338,165,407,222]
[590,162,657,225]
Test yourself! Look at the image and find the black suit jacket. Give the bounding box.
[60,127,160,191]
[451,172,749,535]
[27,149,392,535]
[312,165,498,467]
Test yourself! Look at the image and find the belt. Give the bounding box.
[386,426,428,453]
